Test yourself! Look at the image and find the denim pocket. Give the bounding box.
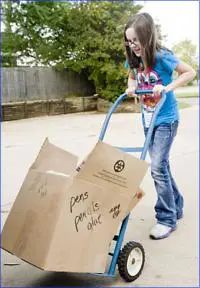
[171,120,178,137]
[156,121,178,138]
[156,125,172,140]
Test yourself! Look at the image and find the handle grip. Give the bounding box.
[135,89,153,95]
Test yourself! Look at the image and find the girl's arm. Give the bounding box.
[126,70,137,95]
[153,62,196,96]
[165,62,196,92]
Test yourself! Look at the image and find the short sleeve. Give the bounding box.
[160,50,180,75]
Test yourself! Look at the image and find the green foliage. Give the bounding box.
[2,1,142,100]
[172,40,198,84]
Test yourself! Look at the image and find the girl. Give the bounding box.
[124,13,196,240]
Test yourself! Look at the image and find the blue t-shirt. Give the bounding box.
[126,49,180,127]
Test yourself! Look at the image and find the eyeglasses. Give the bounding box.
[125,39,139,47]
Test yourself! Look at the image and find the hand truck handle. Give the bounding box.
[135,89,166,96]
[135,89,153,95]
[98,93,127,141]
[98,90,166,142]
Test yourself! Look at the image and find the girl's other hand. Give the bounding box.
[153,84,166,97]
[126,87,136,97]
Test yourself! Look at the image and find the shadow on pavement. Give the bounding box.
[29,272,117,287]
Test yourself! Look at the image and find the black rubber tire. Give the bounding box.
[118,241,145,282]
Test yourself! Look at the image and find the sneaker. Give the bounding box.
[149,223,176,240]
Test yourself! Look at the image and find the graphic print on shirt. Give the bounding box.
[136,69,163,127]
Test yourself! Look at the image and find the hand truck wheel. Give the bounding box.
[118,241,145,282]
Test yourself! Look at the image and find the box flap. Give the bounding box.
[31,138,78,175]
[76,141,148,198]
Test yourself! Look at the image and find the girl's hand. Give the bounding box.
[153,84,166,97]
[126,86,136,97]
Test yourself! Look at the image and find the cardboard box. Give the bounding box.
[1,138,148,273]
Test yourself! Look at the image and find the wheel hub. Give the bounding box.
[127,248,143,276]
[131,258,135,265]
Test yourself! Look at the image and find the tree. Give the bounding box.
[1,1,19,67]
[2,1,143,100]
[2,1,67,66]
[172,40,198,84]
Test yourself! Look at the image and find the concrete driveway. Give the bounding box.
[1,103,199,287]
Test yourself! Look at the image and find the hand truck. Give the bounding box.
[96,89,166,282]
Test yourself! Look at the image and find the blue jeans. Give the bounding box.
[144,121,184,228]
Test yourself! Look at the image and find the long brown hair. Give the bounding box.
[124,13,162,70]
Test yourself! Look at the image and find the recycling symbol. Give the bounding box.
[114,160,125,173]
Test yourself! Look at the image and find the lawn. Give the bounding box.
[178,102,191,109]
[175,90,198,98]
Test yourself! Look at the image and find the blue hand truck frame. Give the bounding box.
[96,89,166,282]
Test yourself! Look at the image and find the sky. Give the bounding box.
[135,0,199,50]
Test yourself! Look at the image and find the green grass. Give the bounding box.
[178,102,191,109]
[176,91,198,98]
